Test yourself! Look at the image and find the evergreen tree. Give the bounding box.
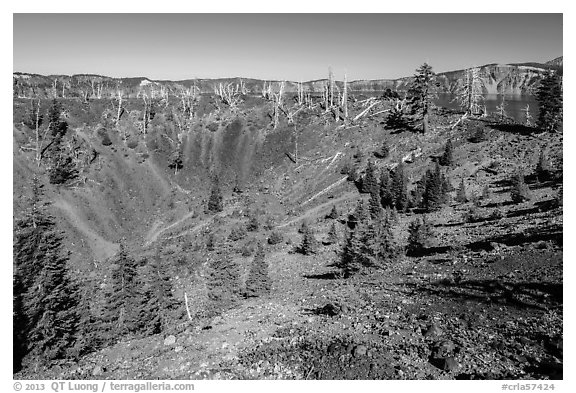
[47,99,68,138]
[140,251,179,335]
[411,173,427,209]
[298,223,319,255]
[337,214,397,277]
[361,160,378,194]
[439,138,454,167]
[13,177,79,367]
[535,148,553,182]
[536,70,563,133]
[391,161,409,212]
[385,106,411,130]
[298,220,309,234]
[347,200,368,230]
[104,243,140,337]
[73,280,105,357]
[206,253,242,314]
[368,188,383,220]
[245,243,272,298]
[510,169,531,203]
[422,162,447,212]
[379,169,394,209]
[326,204,339,219]
[406,216,434,256]
[207,176,224,213]
[408,63,437,133]
[48,136,78,185]
[326,222,339,244]
[338,224,367,278]
[455,178,468,203]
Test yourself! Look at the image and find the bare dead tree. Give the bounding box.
[214,82,242,111]
[342,72,349,119]
[456,67,484,116]
[272,81,285,129]
[522,104,533,126]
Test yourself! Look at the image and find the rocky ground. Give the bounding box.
[13,95,563,381]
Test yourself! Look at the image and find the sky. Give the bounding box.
[13,14,562,81]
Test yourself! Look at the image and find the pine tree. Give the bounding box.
[348,200,368,230]
[13,177,79,367]
[455,178,468,203]
[47,99,68,138]
[535,148,553,182]
[439,139,454,167]
[379,169,394,209]
[298,223,319,255]
[140,251,179,335]
[207,176,224,213]
[510,169,531,203]
[536,70,563,133]
[408,63,437,133]
[48,136,78,185]
[206,253,242,315]
[422,162,447,212]
[361,160,378,194]
[368,188,383,220]
[385,106,411,130]
[104,243,140,337]
[406,216,434,256]
[327,222,339,244]
[326,205,339,219]
[73,279,105,357]
[245,243,272,298]
[391,161,409,212]
[338,225,366,278]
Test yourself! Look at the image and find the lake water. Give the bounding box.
[435,93,539,123]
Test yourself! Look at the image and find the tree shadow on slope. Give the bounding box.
[488,122,539,136]
[303,271,342,280]
[463,224,563,251]
[405,278,562,311]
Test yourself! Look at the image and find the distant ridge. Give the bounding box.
[13,57,562,98]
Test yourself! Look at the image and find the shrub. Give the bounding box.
[468,123,487,143]
[463,205,482,223]
[247,214,260,232]
[228,225,246,242]
[267,231,283,245]
[374,141,390,159]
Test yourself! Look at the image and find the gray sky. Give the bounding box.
[13,14,562,81]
